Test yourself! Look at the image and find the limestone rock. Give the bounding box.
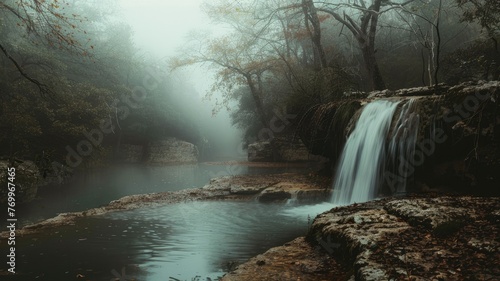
[247,141,273,162]
[117,138,198,164]
[147,138,198,163]
[297,81,500,195]
[221,237,349,281]
[248,137,326,162]
[307,196,500,281]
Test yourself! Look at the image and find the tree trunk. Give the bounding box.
[361,44,386,90]
[246,75,269,128]
[364,0,386,90]
[302,0,328,70]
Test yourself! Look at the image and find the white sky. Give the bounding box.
[119,0,210,58]
[117,0,241,142]
[118,0,225,100]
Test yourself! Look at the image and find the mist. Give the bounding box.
[1,0,498,280]
[117,0,244,161]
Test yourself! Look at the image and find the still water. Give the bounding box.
[15,163,315,226]
[6,201,312,280]
[2,163,327,280]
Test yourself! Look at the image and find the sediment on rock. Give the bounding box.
[223,195,499,281]
[221,237,351,281]
[306,196,500,281]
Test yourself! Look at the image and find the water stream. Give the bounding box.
[1,99,423,280]
[1,163,321,280]
[332,100,400,205]
[10,163,315,227]
[5,201,308,281]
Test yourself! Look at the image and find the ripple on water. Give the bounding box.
[4,201,313,281]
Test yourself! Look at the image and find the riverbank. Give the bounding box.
[1,173,330,238]
[223,195,500,281]
[2,173,498,281]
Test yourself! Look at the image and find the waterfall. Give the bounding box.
[331,100,400,205]
[386,99,420,194]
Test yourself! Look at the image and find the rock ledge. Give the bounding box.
[224,196,499,281]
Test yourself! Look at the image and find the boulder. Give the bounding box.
[248,137,326,162]
[146,138,198,163]
[117,138,198,164]
[307,196,500,281]
[247,141,273,162]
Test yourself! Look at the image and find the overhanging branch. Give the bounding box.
[0,43,53,97]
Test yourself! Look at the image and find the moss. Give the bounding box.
[297,100,361,159]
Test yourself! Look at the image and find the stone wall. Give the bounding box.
[146,138,198,164]
[118,138,198,164]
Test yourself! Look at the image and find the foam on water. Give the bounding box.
[281,202,336,221]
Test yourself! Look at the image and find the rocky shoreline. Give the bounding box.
[224,195,500,281]
[2,173,498,281]
[1,173,330,238]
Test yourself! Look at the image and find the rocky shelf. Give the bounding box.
[0,173,330,238]
[224,195,500,281]
[3,173,498,281]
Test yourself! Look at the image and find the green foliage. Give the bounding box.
[230,87,262,141]
[0,77,113,159]
[442,37,500,84]
[456,0,500,36]
[0,0,201,170]
[285,66,357,113]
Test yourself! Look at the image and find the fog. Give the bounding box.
[119,0,245,160]
[1,0,498,279]
[1,0,494,165]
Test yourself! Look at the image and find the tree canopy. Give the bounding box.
[1,0,203,173]
[172,0,497,143]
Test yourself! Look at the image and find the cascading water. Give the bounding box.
[386,99,420,194]
[331,100,400,205]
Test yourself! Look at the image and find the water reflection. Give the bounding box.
[13,163,312,226]
[2,201,308,281]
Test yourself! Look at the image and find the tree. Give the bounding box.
[456,0,500,47]
[171,0,284,128]
[312,0,416,90]
[301,0,328,70]
[0,0,90,96]
[397,0,445,86]
[456,0,500,80]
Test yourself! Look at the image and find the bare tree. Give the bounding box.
[309,0,415,90]
[171,32,278,127]
[302,0,328,69]
[396,0,445,86]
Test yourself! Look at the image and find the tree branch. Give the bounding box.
[0,43,53,97]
